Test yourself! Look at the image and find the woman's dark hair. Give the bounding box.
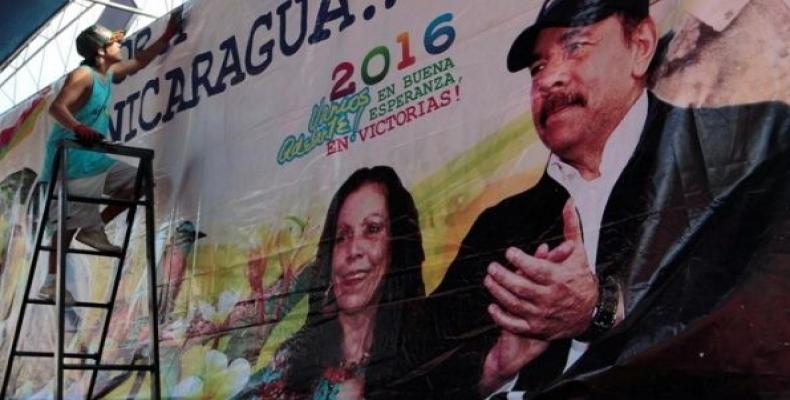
[283,165,426,394]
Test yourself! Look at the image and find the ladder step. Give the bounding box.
[26,298,111,309]
[62,140,155,159]
[63,363,155,372]
[14,351,99,360]
[40,245,123,258]
[51,195,148,207]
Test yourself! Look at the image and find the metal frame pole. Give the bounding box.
[81,0,159,18]
[55,146,69,399]
[143,159,162,399]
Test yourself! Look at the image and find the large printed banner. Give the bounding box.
[1,0,789,398]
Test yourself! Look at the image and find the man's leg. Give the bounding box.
[40,175,99,298]
[41,229,82,331]
[100,204,129,225]
[40,229,77,303]
[99,161,138,226]
[73,162,137,252]
[47,229,78,274]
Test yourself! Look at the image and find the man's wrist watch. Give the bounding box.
[576,275,620,342]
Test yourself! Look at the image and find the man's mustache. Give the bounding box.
[539,92,587,127]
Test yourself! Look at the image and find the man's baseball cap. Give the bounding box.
[75,24,125,60]
[507,0,649,72]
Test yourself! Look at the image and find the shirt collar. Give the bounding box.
[547,90,649,186]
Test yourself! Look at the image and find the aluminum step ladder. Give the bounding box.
[1,140,161,399]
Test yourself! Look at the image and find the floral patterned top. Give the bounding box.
[233,344,366,400]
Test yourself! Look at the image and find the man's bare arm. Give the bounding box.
[110,15,180,80]
[49,68,92,131]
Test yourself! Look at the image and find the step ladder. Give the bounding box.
[1,140,162,399]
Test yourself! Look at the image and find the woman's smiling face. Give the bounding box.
[331,182,391,314]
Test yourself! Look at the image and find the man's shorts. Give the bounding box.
[48,161,137,231]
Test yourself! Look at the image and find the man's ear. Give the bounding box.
[631,17,658,79]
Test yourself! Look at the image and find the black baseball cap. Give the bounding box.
[75,24,125,60]
[507,0,649,72]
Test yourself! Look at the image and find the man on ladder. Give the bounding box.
[1,11,187,400]
[37,15,182,303]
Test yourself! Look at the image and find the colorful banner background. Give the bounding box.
[0,0,788,398]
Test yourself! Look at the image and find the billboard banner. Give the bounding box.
[1,0,788,398]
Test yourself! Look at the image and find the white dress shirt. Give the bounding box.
[488,90,648,399]
[547,90,648,371]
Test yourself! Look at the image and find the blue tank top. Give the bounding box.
[40,67,116,182]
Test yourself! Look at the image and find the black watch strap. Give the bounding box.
[576,275,620,342]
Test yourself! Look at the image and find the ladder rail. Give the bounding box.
[55,139,71,400]
[85,155,147,399]
[143,161,162,400]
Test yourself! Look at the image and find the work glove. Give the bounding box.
[73,124,103,143]
[164,8,186,40]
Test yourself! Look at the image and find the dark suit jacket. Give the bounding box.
[391,94,790,399]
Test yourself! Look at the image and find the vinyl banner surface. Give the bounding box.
[0,0,789,399]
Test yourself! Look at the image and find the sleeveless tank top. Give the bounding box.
[41,67,116,182]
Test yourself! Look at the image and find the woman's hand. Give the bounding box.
[479,331,549,396]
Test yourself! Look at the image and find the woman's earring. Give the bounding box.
[321,282,335,312]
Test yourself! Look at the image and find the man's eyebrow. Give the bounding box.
[530,27,590,65]
[530,50,544,64]
[559,28,587,44]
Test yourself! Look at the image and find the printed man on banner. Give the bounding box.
[398,0,790,398]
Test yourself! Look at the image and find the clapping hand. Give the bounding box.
[479,229,577,395]
[484,199,598,341]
